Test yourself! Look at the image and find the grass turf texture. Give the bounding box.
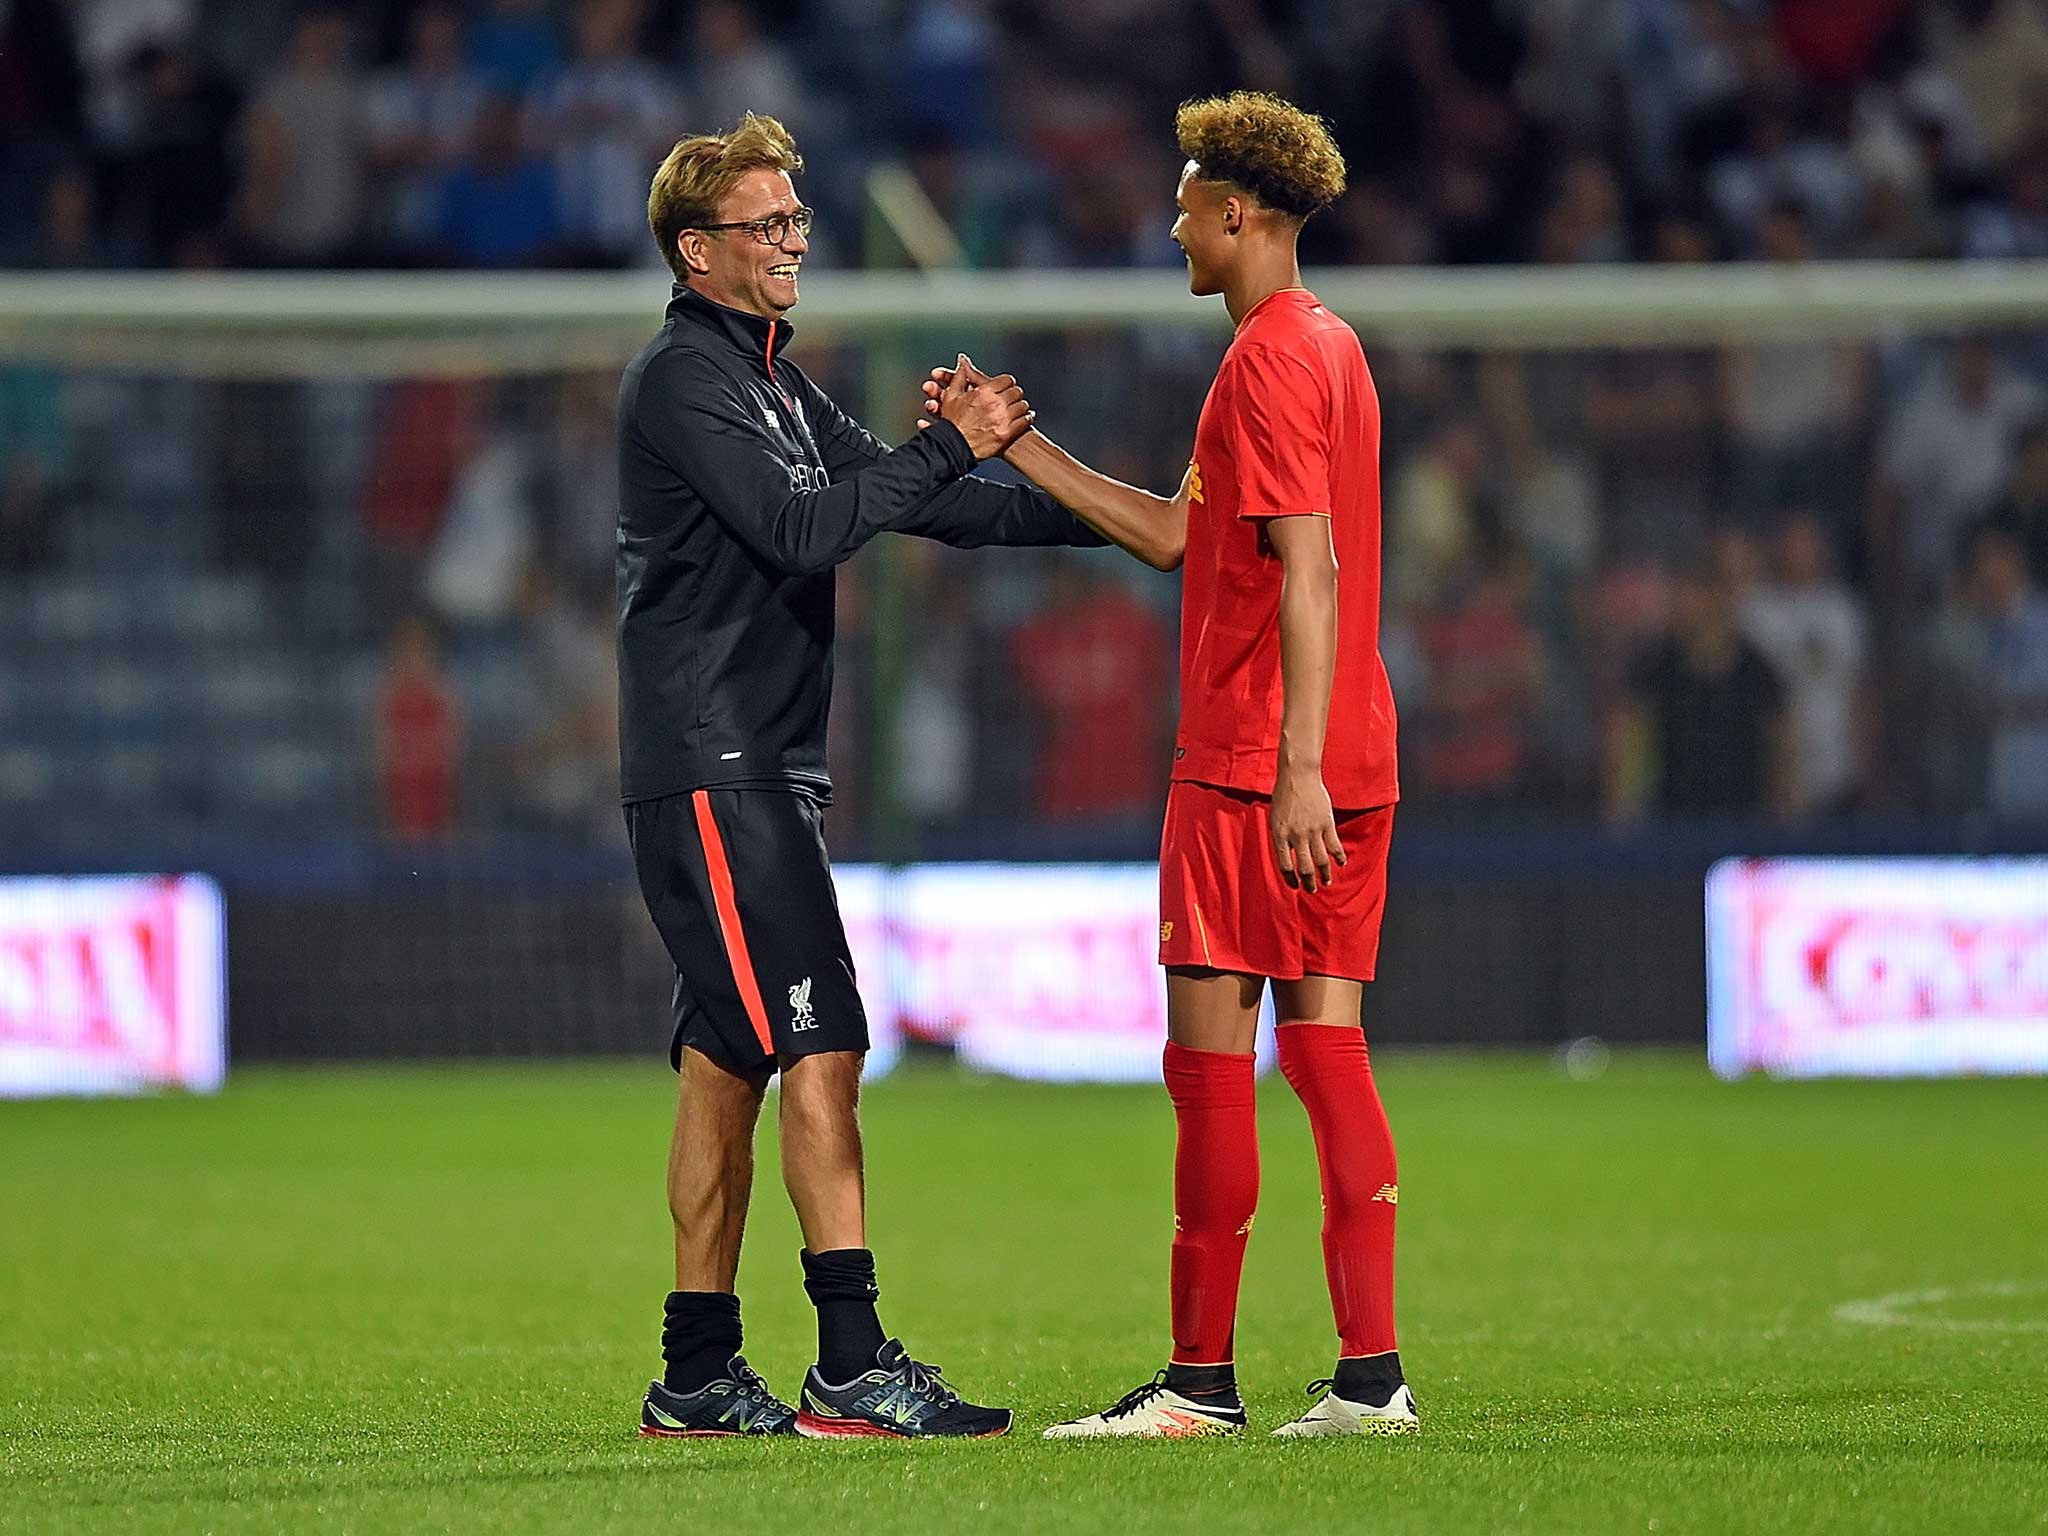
[4,1054,2046,1534]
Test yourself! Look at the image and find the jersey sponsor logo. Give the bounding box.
[1372,1183,1399,1205]
[788,462,830,494]
[789,976,817,1031]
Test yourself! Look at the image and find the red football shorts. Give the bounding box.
[1157,780,1394,982]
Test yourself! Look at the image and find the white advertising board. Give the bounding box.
[0,875,226,1097]
[1707,858,2048,1078]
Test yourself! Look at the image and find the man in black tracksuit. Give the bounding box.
[624,114,1099,1440]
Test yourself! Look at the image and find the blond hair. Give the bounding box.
[1175,91,1346,220]
[647,113,804,281]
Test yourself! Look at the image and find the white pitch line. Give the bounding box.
[1834,1281,2048,1333]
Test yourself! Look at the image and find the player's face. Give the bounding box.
[684,168,810,320]
[1171,162,1233,297]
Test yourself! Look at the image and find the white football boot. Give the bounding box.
[1271,1377,1419,1437]
[1044,1371,1246,1439]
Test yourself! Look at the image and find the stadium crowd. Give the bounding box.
[3,0,2046,271]
[2,0,2047,855]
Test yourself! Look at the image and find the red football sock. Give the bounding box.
[1162,1041,1259,1366]
[1277,1023,1399,1359]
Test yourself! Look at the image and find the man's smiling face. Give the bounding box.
[683,167,809,319]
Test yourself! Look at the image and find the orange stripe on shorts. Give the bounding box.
[691,789,774,1057]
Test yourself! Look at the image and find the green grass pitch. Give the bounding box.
[5,1053,2046,1533]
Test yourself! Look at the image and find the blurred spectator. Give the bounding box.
[424,390,538,634]
[1619,563,1787,819]
[433,92,558,269]
[360,378,478,622]
[1387,417,1485,611]
[1849,166,1948,260]
[1008,557,1169,821]
[0,366,66,572]
[1990,419,2048,587]
[363,3,484,260]
[375,613,459,842]
[1873,337,2046,590]
[1719,202,1868,539]
[1584,342,1716,565]
[109,39,239,268]
[1961,137,2048,261]
[1706,85,1863,257]
[1924,522,2048,820]
[1479,354,1597,584]
[894,0,999,148]
[72,0,192,150]
[234,7,365,265]
[530,0,681,268]
[544,371,622,604]
[1739,513,1868,817]
[1533,153,1626,265]
[469,0,562,96]
[1415,551,1541,811]
[514,571,616,836]
[31,162,110,268]
[1927,0,2048,167]
[0,0,86,265]
[688,0,805,139]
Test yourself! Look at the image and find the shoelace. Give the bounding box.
[897,1355,959,1406]
[1104,1371,1172,1419]
[728,1356,789,1418]
[1304,1377,1335,1398]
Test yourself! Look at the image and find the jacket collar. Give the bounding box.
[666,284,795,362]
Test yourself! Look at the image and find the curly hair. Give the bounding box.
[1174,91,1346,220]
[648,113,804,281]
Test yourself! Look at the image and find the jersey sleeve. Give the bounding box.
[1225,344,1331,521]
[633,348,976,577]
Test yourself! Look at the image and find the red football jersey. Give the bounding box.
[1173,288,1399,810]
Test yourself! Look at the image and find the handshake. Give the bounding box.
[914,354,1037,463]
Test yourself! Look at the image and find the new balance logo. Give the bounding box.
[874,1388,919,1425]
[789,976,817,1031]
[1372,1183,1399,1205]
[1160,921,1174,943]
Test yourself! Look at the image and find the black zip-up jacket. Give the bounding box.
[616,285,1103,803]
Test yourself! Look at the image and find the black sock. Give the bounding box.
[661,1291,742,1394]
[1164,1361,1238,1399]
[800,1247,885,1383]
[1332,1350,1404,1405]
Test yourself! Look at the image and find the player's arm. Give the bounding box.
[1004,431,1191,571]
[1266,513,1346,893]
[919,365,1189,570]
[636,351,1026,576]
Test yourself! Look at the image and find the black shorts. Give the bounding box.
[625,786,869,1074]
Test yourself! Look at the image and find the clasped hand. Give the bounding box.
[917,355,1034,461]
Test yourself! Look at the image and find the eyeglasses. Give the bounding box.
[694,207,814,246]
